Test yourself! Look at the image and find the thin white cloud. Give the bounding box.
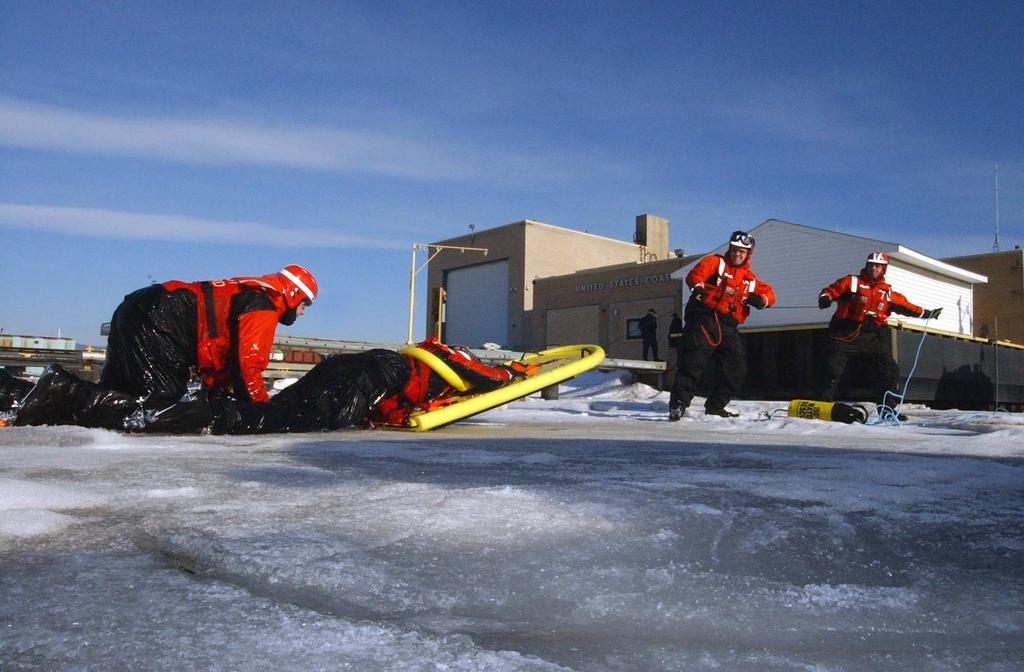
[0,202,406,250]
[0,98,477,180]
[713,75,894,150]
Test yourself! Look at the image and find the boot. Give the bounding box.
[705,407,739,418]
[141,394,216,434]
[0,368,33,412]
[668,405,685,422]
[875,405,909,422]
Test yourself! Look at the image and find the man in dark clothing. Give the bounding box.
[817,252,942,408]
[669,231,775,420]
[667,312,683,349]
[638,309,660,361]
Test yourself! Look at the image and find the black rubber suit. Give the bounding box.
[1,350,409,435]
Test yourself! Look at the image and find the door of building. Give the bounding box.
[444,260,509,347]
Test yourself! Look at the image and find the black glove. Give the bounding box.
[921,307,943,320]
[746,293,766,309]
[818,294,832,309]
[690,286,706,302]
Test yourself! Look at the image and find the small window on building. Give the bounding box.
[625,318,643,340]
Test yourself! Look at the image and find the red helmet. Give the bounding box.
[866,251,889,265]
[278,264,317,309]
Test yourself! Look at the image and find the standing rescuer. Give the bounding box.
[817,251,942,410]
[101,264,318,406]
[669,231,775,420]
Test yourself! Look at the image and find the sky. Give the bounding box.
[2,375,1022,670]
[1,1,1022,346]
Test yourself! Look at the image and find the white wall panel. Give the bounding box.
[884,265,973,334]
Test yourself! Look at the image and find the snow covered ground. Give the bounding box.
[2,373,1022,671]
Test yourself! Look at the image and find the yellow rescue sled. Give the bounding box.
[395,344,605,431]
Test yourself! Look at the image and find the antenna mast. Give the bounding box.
[993,163,1001,253]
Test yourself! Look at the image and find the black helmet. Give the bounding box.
[729,231,754,249]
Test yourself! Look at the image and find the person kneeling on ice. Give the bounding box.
[668,230,775,421]
[2,338,529,434]
[9,265,318,428]
[816,251,942,417]
[102,264,318,406]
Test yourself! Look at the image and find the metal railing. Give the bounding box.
[1,336,667,380]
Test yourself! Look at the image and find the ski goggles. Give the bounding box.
[729,231,754,249]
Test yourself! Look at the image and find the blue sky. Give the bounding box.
[2,1,1021,346]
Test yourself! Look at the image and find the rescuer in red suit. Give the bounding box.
[100,264,318,406]
[669,231,775,420]
[817,252,942,406]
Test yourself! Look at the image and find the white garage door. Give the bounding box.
[445,260,509,348]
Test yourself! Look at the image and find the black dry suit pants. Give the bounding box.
[669,308,746,413]
[100,285,197,408]
[818,322,898,404]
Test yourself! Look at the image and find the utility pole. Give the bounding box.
[407,243,487,344]
[993,163,1001,253]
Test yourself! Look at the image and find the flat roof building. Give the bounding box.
[943,248,1024,345]
[426,215,671,351]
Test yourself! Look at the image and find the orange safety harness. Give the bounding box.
[162,278,285,392]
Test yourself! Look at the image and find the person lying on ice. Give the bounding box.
[199,338,529,434]
[3,338,529,434]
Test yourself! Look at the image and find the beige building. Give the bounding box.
[943,248,1024,345]
[532,257,687,361]
[427,214,672,350]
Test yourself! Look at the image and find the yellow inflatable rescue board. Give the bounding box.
[396,344,605,431]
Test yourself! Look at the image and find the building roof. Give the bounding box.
[676,218,987,284]
[432,218,640,249]
[890,246,987,284]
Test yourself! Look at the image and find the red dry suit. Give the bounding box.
[820,269,924,331]
[160,274,292,403]
[816,265,926,403]
[686,253,776,323]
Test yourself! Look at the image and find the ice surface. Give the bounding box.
[1,379,1022,671]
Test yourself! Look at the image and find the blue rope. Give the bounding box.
[948,407,1013,426]
[867,316,932,427]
